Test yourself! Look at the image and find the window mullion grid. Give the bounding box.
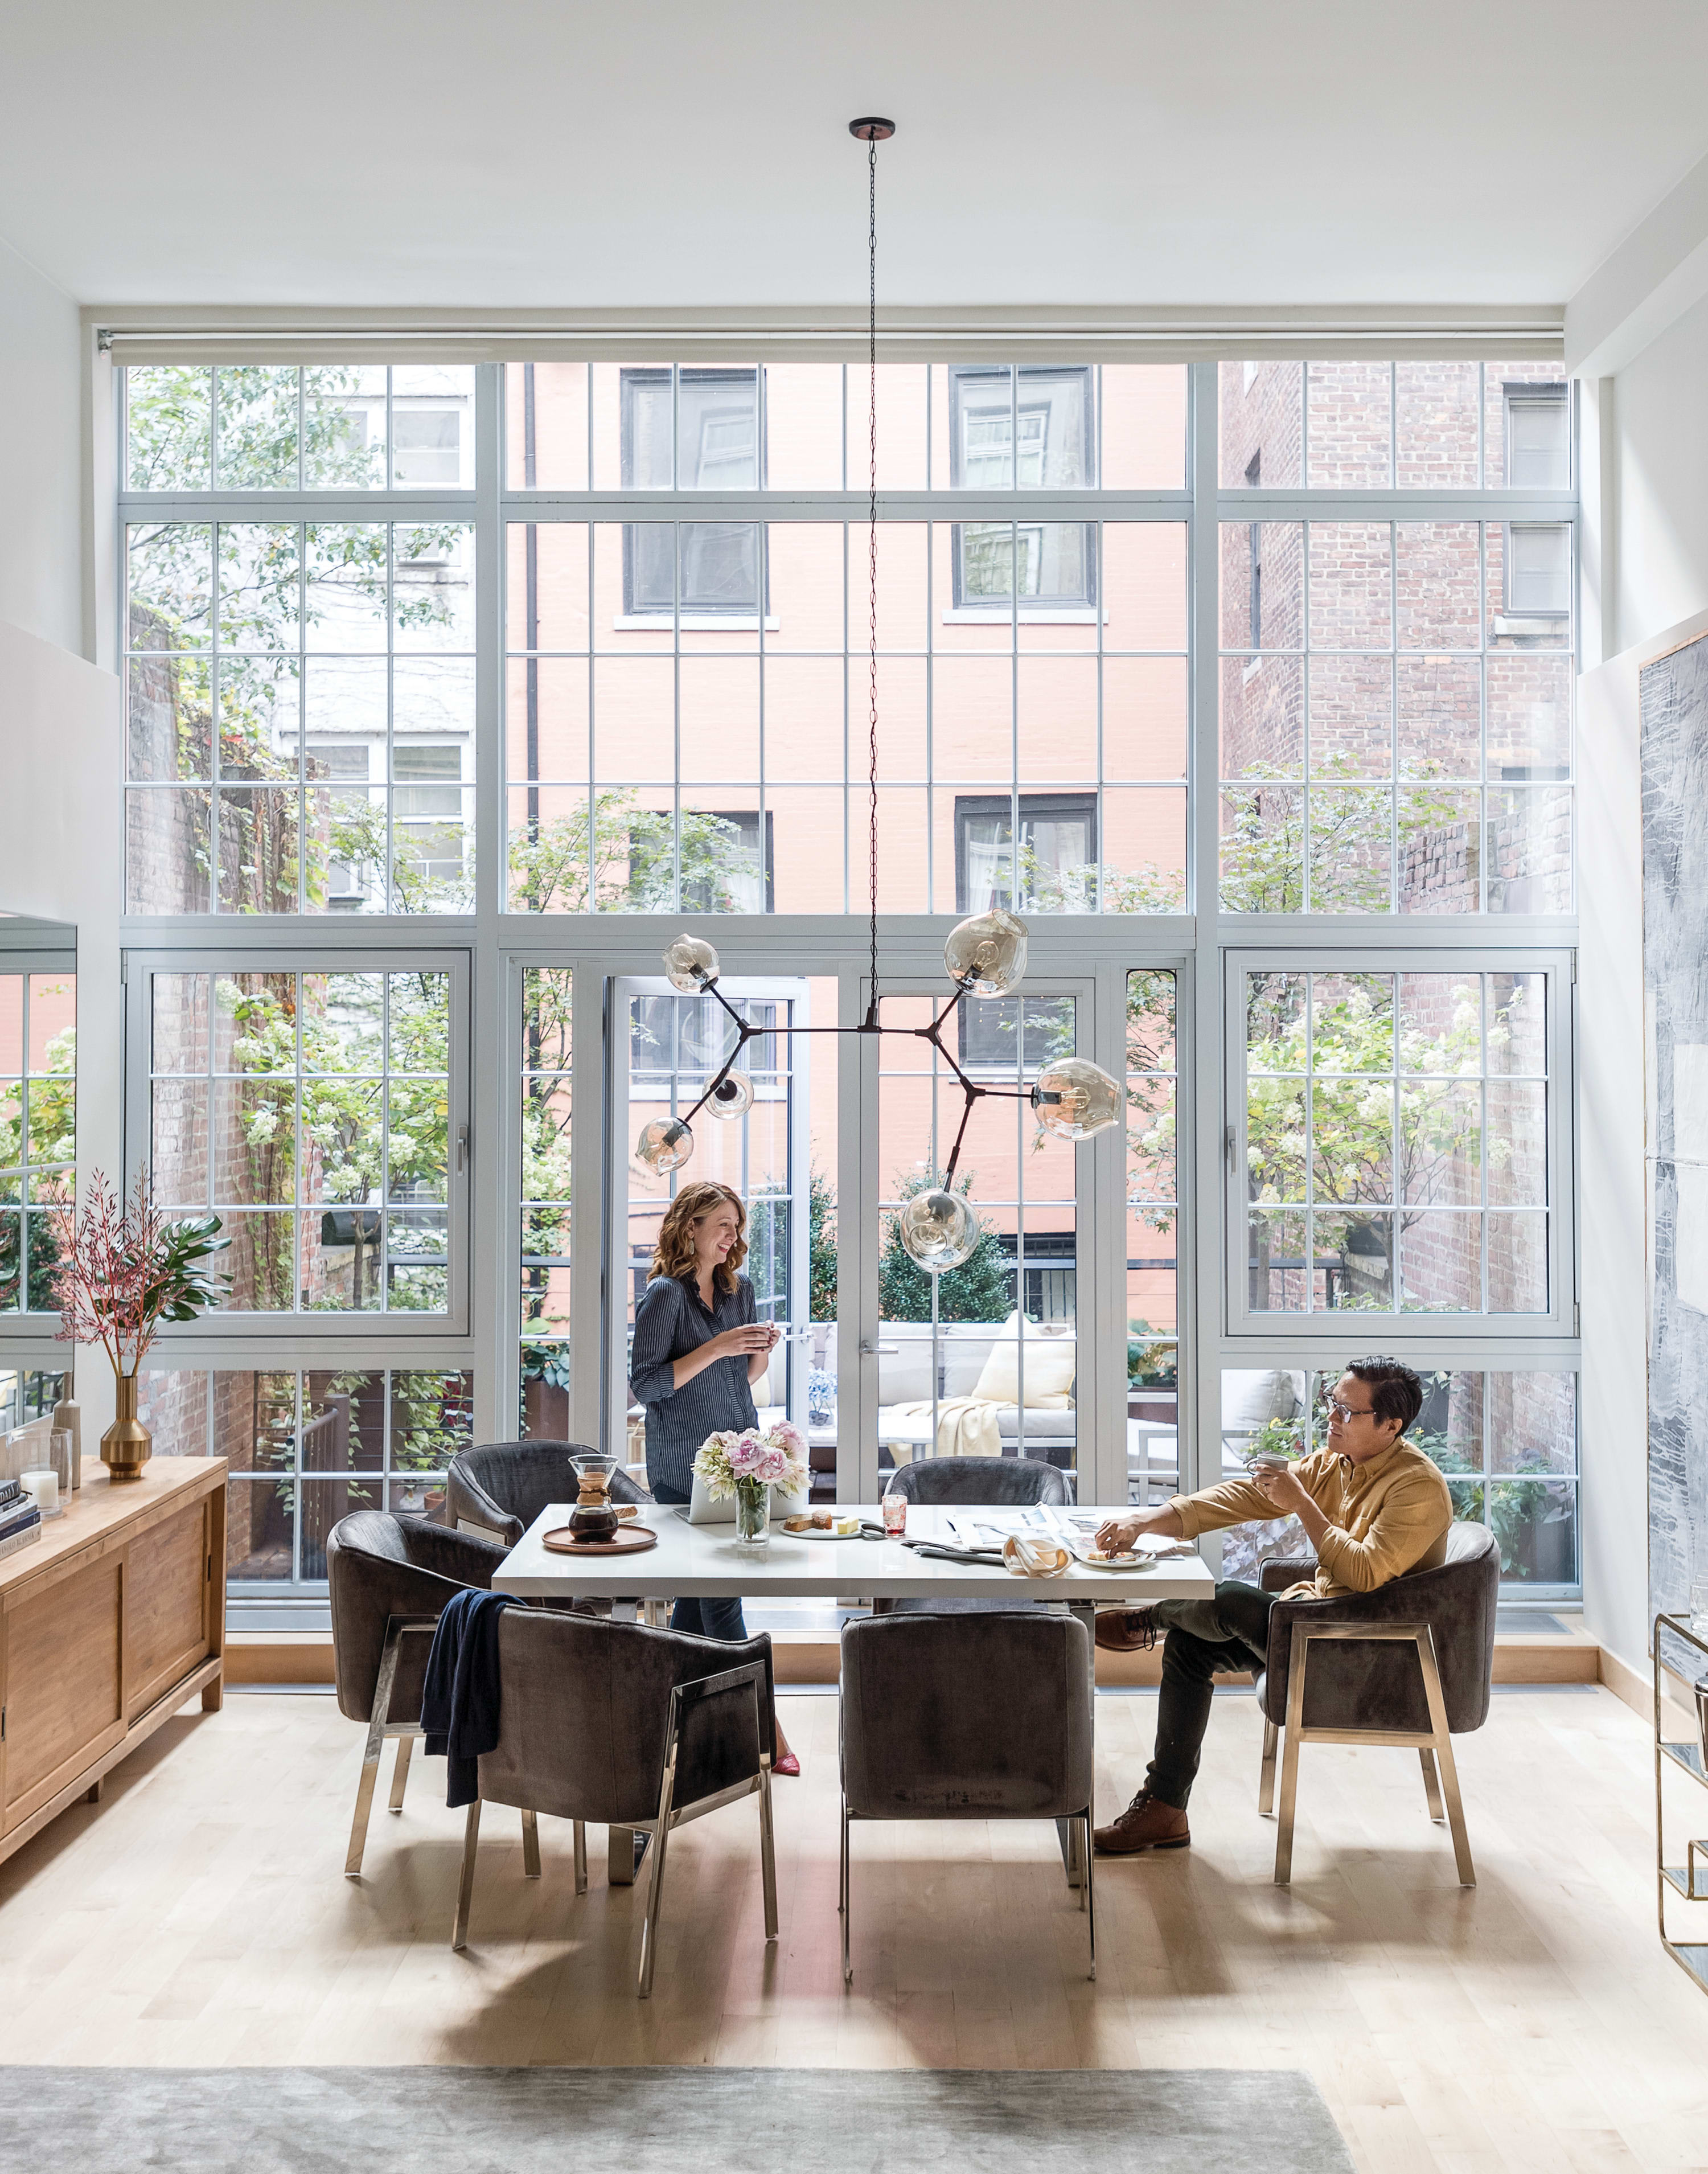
[1095,516,1106,912]
[1389,518,1399,913]
[672,526,681,914]
[1301,519,1312,913]
[1478,518,1489,913]
[1304,972,1316,1312]
[925,518,935,913]
[1009,516,1019,911]
[295,367,306,494]
[586,522,596,909]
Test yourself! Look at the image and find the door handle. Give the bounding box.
[859,1342,898,1357]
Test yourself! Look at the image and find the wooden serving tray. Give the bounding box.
[541,1524,659,1556]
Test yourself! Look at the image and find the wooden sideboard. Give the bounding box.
[0,1456,227,1867]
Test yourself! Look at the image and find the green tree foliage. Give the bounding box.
[1244,975,1526,1306]
[877,1171,1014,1324]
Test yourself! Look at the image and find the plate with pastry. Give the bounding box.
[781,1510,863,1540]
[1073,1543,1149,1569]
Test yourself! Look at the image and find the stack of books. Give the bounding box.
[0,1476,42,1561]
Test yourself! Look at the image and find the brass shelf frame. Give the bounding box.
[1652,1611,1708,1996]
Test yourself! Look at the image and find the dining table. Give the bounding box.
[491,1500,1216,1890]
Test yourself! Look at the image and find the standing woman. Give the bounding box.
[629,1179,798,1773]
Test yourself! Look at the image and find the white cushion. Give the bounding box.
[1220,1368,1303,1431]
[971,1312,1077,1406]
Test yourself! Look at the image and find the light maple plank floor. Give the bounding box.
[3,1684,1707,2173]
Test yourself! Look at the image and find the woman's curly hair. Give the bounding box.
[649,1180,748,1295]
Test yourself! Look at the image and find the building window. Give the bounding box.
[626,809,773,913]
[1505,523,1571,618]
[956,794,1096,1067]
[1245,452,1262,645]
[956,792,1098,916]
[392,408,462,486]
[621,368,765,617]
[1502,382,1570,490]
[949,365,1097,610]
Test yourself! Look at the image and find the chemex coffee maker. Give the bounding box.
[568,1450,621,1541]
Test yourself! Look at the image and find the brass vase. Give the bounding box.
[101,1373,152,1483]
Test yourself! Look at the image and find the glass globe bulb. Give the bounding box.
[662,933,720,993]
[944,908,1028,998]
[896,1187,979,1273]
[1030,1056,1123,1141]
[635,1117,695,1173]
[706,1070,754,1120]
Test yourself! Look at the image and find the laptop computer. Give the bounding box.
[682,1465,811,1524]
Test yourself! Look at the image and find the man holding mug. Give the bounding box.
[1090,1356,1451,1856]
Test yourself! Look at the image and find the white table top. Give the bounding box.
[492,1502,1217,1604]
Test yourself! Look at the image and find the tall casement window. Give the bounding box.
[113,348,1576,1606]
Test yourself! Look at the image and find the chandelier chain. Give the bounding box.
[866,126,880,1020]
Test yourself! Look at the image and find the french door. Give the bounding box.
[602,951,1125,1504]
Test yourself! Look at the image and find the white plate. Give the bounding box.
[781,1522,864,1541]
[1073,1549,1152,1570]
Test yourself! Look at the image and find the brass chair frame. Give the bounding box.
[1260,1618,1474,1888]
[451,1656,777,1999]
[348,1610,560,1884]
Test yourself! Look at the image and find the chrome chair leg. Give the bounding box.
[1258,1714,1279,1818]
[840,1799,852,1984]
[1083,1811,1097,1981]
[573,1820,589,1897]
[1419,1745,1445,1823]
[388,1733,413,1814]
[344,1622,405,1878]
[521,1807,541,1879]
[758,1756,779,1943]
[451,1799,482,1950]
[638,1716,681,2000]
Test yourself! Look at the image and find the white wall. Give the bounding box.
[0,618,122,1435]
[0,240,83,659]
[1576,282,1708,1677]
[1607,287,1708,654]
[1575,614,1708,1680]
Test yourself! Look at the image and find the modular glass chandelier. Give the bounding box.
[634,118,1123,1271]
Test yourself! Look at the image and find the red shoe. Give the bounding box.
[773,1750,801,1778]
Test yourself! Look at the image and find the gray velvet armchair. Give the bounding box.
[326,1510,507,1877]
[454,1608,778,1997]
[873,1455,1072,1617]
[446,1439,649,1550]
[1255,1521,1500,1887]
[839,1610,1096,1982]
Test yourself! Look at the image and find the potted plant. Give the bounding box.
[1127,1319,1178,1424]
[50,1172,231,1482]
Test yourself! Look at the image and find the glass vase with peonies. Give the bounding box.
[693,1422,808,1553]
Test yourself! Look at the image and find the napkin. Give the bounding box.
[1002,1535,1071,1578]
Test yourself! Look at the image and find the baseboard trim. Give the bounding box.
[227,1627,1604,1691]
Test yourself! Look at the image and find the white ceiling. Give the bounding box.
[6,0,1708,309]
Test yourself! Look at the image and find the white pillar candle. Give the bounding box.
[20,1467,59,1518]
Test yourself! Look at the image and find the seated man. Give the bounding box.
[1091,1356,1450,1857]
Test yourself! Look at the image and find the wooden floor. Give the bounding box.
[3,1684,1707,2171]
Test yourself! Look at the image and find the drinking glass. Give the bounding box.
[881,1490,907,1538]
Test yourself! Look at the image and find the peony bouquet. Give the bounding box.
[694,1421,808,1501]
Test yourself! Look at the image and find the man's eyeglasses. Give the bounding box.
[1325,1399,1377,1423]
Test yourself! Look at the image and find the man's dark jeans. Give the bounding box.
[1144,1579,1277,1811]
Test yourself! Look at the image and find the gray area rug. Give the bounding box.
[0,2065,1353,2172]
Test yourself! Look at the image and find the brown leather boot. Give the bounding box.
[1094,1605,1160,1653]
[1094,1790,1190,1855]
